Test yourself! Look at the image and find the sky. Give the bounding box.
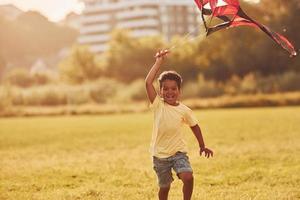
[0,0,84,22]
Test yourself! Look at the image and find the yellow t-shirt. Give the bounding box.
[150,96,199,158]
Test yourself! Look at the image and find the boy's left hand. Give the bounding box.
[200,147,213,158]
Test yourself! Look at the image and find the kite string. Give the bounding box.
[168,24,206,51]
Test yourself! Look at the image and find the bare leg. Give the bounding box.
[178,172,194,200]
[159,186,170,200]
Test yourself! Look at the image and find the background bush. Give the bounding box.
[1,71,300,108]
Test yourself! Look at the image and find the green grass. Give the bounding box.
[1,107,300,200]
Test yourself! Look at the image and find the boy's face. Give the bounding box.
[160,79,180,106]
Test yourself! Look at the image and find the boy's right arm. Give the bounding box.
[145,50,169,103]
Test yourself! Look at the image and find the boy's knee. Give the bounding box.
[160,185,170,190]
[179,172,193,184]
[159,185,170,193]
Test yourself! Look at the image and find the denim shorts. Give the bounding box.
[153,152,193,188]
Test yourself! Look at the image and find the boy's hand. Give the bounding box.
[200,147,213,158]
[155,49,169,63]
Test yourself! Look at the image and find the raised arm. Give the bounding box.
[145,50,169,103]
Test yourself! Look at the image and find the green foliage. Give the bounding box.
[239,73,257,94]
[31,72,54,85]
[189,0,300,81]
[59,45,103,83]
[129,79,147,101]
[112,79,146,103]
[89,78,122,103]
[4,68,54,87]
[1,70,300,108]
[64,86,90,105]
[38,89,67,106]
[1,77,147,107]
[5,68,34,88]
[1,1,299,87]
[276,71,300,92]
[106,29,165,82]
[21,86,68,106]
[0,1,299,107]
[0,85,12,112]
[182,75,225,98]
[0,54,5,78]
[166,37,200,81]
[99,1,298,84]
[182,71,300,98]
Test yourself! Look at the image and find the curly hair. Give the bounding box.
[158,71,182,89]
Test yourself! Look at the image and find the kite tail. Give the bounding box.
[236,8,297,57]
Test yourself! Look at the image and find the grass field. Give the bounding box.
[1,107,300,200]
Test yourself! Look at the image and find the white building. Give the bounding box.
[78,0,201,53]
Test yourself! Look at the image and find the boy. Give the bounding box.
[145,50,213,200]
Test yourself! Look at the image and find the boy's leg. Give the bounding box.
[178,172,194,200]
[172,152,194,200]
[159,185,171,200]
[153,157,174,200]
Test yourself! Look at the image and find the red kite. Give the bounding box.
[194,0,297,57]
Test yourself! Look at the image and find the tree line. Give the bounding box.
[60,0,299,85]
[1,0,299,87]
[0,11,78,73]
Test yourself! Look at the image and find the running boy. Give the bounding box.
[145,50,213,200]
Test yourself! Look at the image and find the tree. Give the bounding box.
[59,45,102,83]
[165,36,200,82]
[191,0,299,81]
[0,55,6,79]
[5,68,33,88]
[0,12,78,71]
[250,0,300,75]
[105,29,165,82]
